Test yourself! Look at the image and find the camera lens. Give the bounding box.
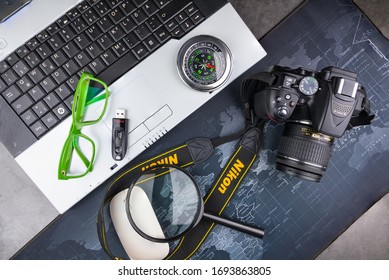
[275,121,334,182]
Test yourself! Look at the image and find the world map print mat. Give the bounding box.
[15,0,389,260]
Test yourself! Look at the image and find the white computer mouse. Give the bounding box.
[110,187,170,260]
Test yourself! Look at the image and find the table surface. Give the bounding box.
[13,0,389,260]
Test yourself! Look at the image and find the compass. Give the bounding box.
[177,35,232,92]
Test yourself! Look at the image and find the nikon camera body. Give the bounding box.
[251,66,373,182]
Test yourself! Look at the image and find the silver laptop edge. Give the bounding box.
[1,0,266,213]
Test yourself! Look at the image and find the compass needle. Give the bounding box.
[177,35,232,92]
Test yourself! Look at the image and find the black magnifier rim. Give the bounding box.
[125,165,203,243]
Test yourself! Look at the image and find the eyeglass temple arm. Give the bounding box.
[203,212,265,239]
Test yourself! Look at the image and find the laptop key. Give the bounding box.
[109,8,126,23]
[13,61,30,77]
[41,112,59,129]
[97,34,113,50]
[190,11,204,25]
[107,0,122,7]
[89,57,106,74]
[133,0,147,7]
[63,42,80,58]
[97,15,115,32]
[84,8,100,24]
[51,50,68,67]
[59,25,77,42]
[132,42,149,60]
[36,30,50,43]
[181,19,194,32]
[72,17,89,33]
[64,96,74,110]
[30,120,48,138]
[12,94,34,115]
[95,1,111,15]
[112,41,130,57]
[155,26,170,43]
[53,103,71,120]
[154,0,170,8]
[47,22,61,35]
[51,68,68,85]
[0,60,10,74]
[28,85,46,102]
[48,34,65,51]
[77,2,91,13]
[132,9,148,24]
[40,58,56,75]
[75,51,92,68]
[66,7,81,20]
[120,1,136,15]
[44,92,61,109]
[171,26,184,39]
[15,45,30,59]
[123,32,140,48]
[2,85,22,103]
[16,76,34,93]
[1,69,18,86]
[57,15,71,28]
[20,109,38,126]
[144,35,160,51]
[101,49,118,65]
[25,53,44,70]
[120,17,137,33]
[5,53,19,66]
[36,43,53,60]
[28,68,45,84]
[143,1,159,16]
[146,16,162,31]
[55,84,72,101]
[32,101,49,117]
[86,42,103,58]
[85,24,102,40]
[40,76,57,93]
[157,0,188,23]
[74,33,90,49]
[63,59,79,76]
[98,51,138,84]
[67,75,79,91]
[26,38,40,51]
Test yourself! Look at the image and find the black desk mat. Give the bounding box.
[15,0,389,260]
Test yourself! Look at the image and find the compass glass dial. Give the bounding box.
[177,35,232,92]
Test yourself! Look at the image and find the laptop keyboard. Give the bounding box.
[0,0,205,139]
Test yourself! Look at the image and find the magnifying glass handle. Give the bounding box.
[203,212,265,239]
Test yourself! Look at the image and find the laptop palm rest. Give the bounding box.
[98,76,173,148]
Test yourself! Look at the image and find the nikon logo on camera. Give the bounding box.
[141,153,179,171]
[218,159,245,194]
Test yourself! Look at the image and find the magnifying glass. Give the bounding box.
[125,165,265,243]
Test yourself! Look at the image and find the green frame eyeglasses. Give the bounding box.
[58,72,110,180]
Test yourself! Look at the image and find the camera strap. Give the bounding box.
[97,122,265,260]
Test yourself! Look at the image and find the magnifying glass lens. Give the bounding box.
[128,166,202,241]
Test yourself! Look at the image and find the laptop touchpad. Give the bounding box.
[98,76,172,147]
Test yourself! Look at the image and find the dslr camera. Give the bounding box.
[249,66,374,182]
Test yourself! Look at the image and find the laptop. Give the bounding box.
[0,0,266,214]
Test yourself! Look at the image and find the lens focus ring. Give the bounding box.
[277,136,333,168]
